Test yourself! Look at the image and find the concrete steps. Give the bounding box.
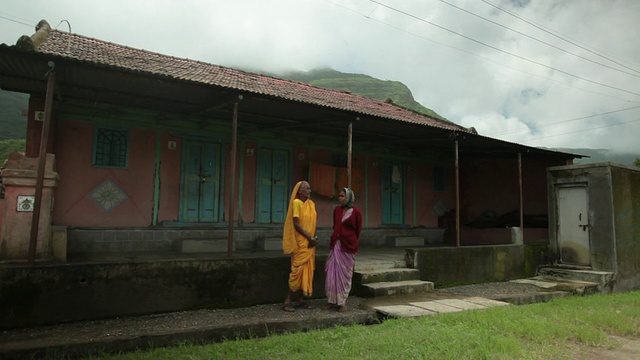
[354,256,433,298]
[361,280,434,297]
[512,275,600,295]
[354,259,407,272]
[492,290,572,305]
[538,267,615,293]
[356,268,421,284]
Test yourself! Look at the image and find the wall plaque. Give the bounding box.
[17,195,35,212]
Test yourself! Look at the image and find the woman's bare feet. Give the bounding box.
[322,303,336,310]
[337,305,348,312]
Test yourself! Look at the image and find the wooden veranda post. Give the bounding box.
[228,100,239,258]
[518,152,524,242]
[28,63,55,265]
[455,138,460,248]
[347,122,353,189]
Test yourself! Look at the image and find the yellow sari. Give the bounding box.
[282,182,317,297]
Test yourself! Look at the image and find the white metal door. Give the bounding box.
[557,186,591,266]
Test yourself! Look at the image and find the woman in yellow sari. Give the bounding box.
[282,180,318,312]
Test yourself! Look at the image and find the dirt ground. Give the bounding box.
[2,296,639,359]
[571,335,640,360]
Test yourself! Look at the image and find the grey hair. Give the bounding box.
[342,187,355,208]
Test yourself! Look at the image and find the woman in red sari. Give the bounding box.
[323,187,362,312]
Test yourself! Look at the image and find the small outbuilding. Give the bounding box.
[547,162,640,292]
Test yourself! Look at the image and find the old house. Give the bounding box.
[0,20,579,262]
[0,20,591,329]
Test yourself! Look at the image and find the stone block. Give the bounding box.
[181,239,233,253]
[51,226,67,263]
[386,236,425,247]
[257,238,282,251]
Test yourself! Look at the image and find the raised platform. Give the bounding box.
[181,239,233,253]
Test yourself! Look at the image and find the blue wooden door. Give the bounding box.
[381,163,403,224]
[257,148,289,223]
[182,141,221,222]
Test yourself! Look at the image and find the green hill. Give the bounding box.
[278,68,451,122]
[0,90,28,163]
[0,90,28,140]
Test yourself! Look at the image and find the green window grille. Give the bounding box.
[92,127,129,168]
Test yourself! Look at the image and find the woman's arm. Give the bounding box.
[293,217,317,247]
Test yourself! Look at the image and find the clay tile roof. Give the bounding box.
[37,29,469,132]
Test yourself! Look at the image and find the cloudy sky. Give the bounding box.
[2,0,639,153]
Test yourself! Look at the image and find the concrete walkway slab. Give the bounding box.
[434,298,487,310]
[374,305,436,318]
[373,296,511,318]
[464,297,511,307]
[410,301,463,314]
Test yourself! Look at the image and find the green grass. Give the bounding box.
[82,291,640,360]
[0,138,25,164]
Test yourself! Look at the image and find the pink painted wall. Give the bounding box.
[458,156,564,226]
[366,156,382,227]
[412,162,457,228]
[459,157,519,224]
[156,134,182,223]
[1,185,54,259]
[40,100,560,232]
[239,141,257,224]
[25,97,54,158]
[52,121,158,227]
[306,148,335,228]
[0,153,57,260]
[522,158,558,214]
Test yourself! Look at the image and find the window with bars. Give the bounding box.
[92,127,129,168]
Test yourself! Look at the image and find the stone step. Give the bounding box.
[354,259,406,272]
[257,237,282,251]
[537,267,615,293]
[513,276,601,295]
[361,280,434,297]
[386,236,425,247]
[494,290,572,305]
[355,268,421,285]
[181,239,233,253]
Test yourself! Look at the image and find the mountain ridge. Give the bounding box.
[275,67,451,122]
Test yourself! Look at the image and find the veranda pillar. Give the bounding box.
[0,152,59,262]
